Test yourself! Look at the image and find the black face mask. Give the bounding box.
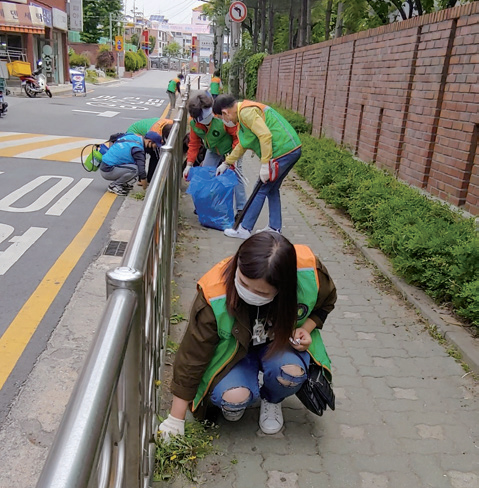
[146,145,160,159]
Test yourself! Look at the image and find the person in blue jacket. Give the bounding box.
[99,131,163,195]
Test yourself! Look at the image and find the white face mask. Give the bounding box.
[223,119,237,127]
[234,274,276,307]
[198,107,214,125]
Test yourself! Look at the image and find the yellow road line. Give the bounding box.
[160,103,170,120]
[0,133,39,142]
[0,137,84,157]
[0,191,117,389]
[41,147,84,162]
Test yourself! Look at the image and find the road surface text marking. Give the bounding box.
[0,191,117,389]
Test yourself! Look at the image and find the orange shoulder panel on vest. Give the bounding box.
[240,100,267,112]
[294,244,319,287]
[151,118,173,135]
[197,258,231,303]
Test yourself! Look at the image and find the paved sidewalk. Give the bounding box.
[162,151,479,488]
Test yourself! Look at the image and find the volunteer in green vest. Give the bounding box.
[166,73,184,109]
[213,95,302,239]
[159,232,337,440]
[184,91,247,215]
[127,117,174,182]
[209,70,222,99]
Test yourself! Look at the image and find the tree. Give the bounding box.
[149,35,157,52]
[164,42,182,58]
[81,0,123,44]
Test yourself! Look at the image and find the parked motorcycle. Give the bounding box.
[0,78,8,117]
[20,60,52,98]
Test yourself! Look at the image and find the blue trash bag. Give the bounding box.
[186,166,238,231]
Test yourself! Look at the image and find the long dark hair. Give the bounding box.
[223,233,298,354]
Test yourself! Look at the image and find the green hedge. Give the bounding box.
[279,110,479,328]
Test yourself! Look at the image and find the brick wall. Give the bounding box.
[257,3,479,216]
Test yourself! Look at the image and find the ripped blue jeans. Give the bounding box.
[210,344,309,411]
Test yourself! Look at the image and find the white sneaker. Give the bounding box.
[259,399,283,434]
[224,225,251,239]
[255,226,281,234]
[222,407,245,422]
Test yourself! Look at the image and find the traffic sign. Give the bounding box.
[115,36,123,52]
[229,1,247,23]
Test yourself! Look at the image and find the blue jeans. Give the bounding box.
[210,344,309,411]
[202,149,247,212]
[242,147,302,232]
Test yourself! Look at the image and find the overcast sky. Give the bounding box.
[123,0,207,24]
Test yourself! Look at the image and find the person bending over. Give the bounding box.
[213,95,302,239]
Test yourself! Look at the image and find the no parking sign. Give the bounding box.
[70,69,86,96]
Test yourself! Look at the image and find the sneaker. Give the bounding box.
[224,225,251,239]
[222,407,245,422]
[259,399,283,434]
[122,183,134,190]
[107,184,128,196]
[255,226,281,234]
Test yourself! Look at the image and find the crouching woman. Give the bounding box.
[159,232,337,439]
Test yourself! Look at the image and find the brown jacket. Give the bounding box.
[171,256,337,418]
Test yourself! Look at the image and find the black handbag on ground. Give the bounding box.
[295,353,336,417]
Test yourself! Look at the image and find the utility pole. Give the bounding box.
[228,1,241,97]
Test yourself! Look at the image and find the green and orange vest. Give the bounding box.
[192,244,331,411]
[210,76,221,95]
[167,77,180,92]
[190,116,234,156]
[237,100,301,160]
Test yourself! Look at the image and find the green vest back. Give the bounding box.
[238,103,301,159]
[167,78,179,92]
[210,77,221,95]
[192,258,331,410]
[190,117,233,155]
[126,117,160,136]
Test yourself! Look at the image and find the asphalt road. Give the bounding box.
[0,70,176,423]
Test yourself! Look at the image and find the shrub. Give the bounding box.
[69,52,89,68]
[125,51,137,71]
[245,52,266,99]
[270,105,312,134]
[96,49,114,70]
[137,49,147,69]
[291,131,479,329]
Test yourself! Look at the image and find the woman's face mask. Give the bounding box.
[234,270,277,307]
[197,107,214,125]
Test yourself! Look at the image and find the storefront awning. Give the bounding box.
[1,25,44,34]
[0,1,45,34]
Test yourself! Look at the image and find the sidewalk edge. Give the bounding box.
[290,174,479,376]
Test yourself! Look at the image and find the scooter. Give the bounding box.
[0,78,8,117]
[20,60,52,98]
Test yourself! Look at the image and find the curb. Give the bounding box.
[291,175,479,376]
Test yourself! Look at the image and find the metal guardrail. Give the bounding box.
[36,86,190,488]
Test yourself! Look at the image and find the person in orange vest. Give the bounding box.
[166,73,184,109]
[158,232,337,439]
[213,95,302,239]
[209,70,222,99]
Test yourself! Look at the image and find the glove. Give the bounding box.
[216,162,230,176]
[183,163,193,180]
[259,163,270,183]
[158,414,185,441]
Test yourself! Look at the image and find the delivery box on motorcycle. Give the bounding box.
[7,61,32,77]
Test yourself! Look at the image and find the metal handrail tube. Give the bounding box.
[36,83,191,488]
[35,289,138,488]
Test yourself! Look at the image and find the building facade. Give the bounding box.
[0,0,69,84]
